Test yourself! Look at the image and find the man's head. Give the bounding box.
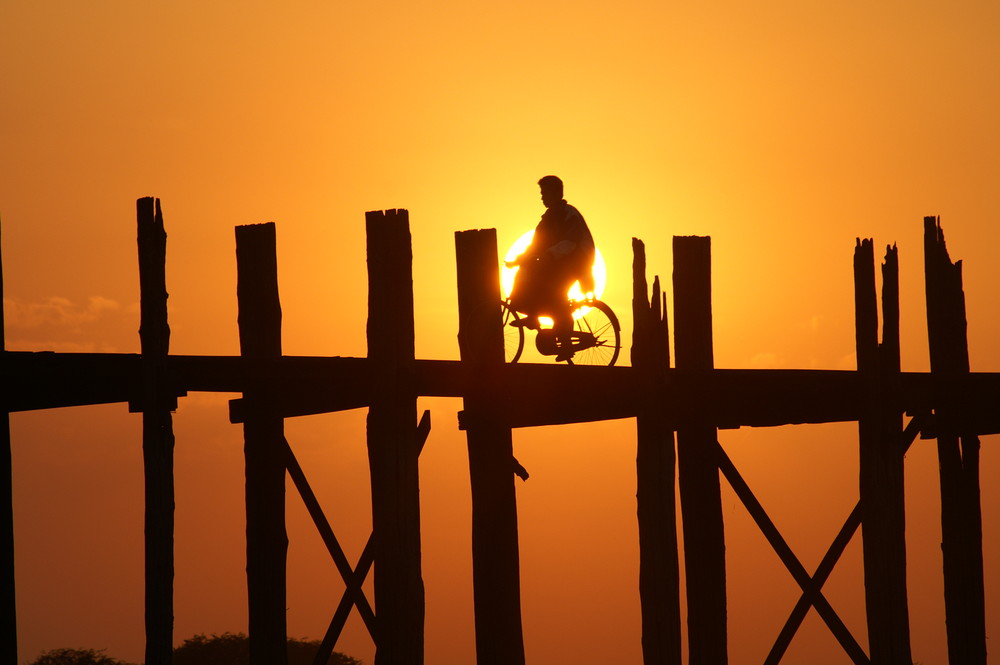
[538,175,563,208]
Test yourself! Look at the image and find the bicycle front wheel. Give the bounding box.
[569,300,621,366]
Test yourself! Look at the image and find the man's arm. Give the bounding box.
[506,224,545,266]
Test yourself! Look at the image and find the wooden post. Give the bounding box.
[632,239,681,665]
[236,223,288,665]
[455,228,525,665]
[854,239,911,663]
[0,219,16,665]
[365,209,424,665]
[672,235,727,665]
[923,217,986,665]
[137,197,175,665]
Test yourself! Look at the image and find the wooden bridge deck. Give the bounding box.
[6,350,999,433]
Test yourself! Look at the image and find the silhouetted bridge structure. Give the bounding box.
[1,199,996,665]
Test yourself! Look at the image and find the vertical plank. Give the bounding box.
[855,239,911,663]
[672,235,727,665]
[366,209,424,665]
[236,222,288,665]
[455,228,525,665]
[137,197,175,665]
[923,216,986,665]
[877,245,912,660]
[0,218,16,665]
[632,238,681,665]
[852,237,880,661]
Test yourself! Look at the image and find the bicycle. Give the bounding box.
[501,297,621,366]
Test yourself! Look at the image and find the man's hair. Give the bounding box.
[538,175,563,197]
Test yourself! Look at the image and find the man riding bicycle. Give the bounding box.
[505,175,595,361]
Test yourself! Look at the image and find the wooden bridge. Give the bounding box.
[1,199,995,664]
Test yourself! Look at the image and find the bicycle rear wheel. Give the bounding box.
[501,300,525,363]
[567,300,620,366]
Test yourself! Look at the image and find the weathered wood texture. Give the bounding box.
[0,219,16,665]
[854,239,911,663]
[137,197,175,665]
[924,216,986,665]
[672,235,727,665]
[632,239,681,665]
[455,228,525,665]
[236,223,288,665]
[366,209,425,665]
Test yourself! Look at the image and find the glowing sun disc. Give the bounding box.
[500,229,607,303]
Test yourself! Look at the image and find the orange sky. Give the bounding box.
[2,1,999,663]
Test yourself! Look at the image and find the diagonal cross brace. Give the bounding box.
[303,410,432,665]
[282,435,377,634]
[762,413,925,664]
[713,439,870,665]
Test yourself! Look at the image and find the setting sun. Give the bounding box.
[500,229,607,303]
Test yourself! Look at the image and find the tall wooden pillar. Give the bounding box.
[455,228,525,665]
[923,217,986,665]
[236,223,288,665]
[366,209,424,665]
[854,239,911,663]
[136,197,175,665]
[672,235,727,665]
[632,239,681,665]
[0,219,16,665]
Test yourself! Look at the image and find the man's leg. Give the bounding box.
[509,262,540,328]
[550,275,576,361]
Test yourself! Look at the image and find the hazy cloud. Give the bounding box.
[746,351,781,368]
[797,314,822,333]
[3,296,134,353]
[4,295,122,330]
[1,338,122,353]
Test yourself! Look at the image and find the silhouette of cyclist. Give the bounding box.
[506,175,595,361]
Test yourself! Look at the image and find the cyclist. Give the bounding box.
[505,175,595,361]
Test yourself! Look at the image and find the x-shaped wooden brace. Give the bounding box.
[715,413,925,665]
[281,409,432,665]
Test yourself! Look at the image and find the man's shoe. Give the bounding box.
[511,316,538,330]
[555,348,575,362]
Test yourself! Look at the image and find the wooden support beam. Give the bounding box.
[3,351,141,412]
[313,410,432,665]
[283,435,377,637]
[236,222,288,665]
[766,413,925,664]
[455,228,525,665]
[924,216,986,665]
[228,356,372,422]
[0,218,16,665]
[672,235,727,665]
[365,209,425,665]
[137,197,175,665]
[855,239,911,663]
[457,362,640,429]
[632,239,681,665]
[715,438,869,664]
[4,349,1000,433]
